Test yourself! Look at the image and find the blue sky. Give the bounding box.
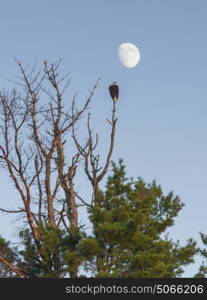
[0,0,207,276]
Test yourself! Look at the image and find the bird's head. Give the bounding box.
[112,81,117,85]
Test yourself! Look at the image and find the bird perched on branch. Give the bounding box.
[109,82,119,103]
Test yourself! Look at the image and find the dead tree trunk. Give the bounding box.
[0,60,117,277]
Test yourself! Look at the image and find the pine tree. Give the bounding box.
[194,233,207,277]
[79,160,197,277]
[18,225,86,278]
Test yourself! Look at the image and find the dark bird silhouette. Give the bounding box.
[109,82,119,103]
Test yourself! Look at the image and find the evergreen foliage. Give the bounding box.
[80,160,197,277]
[0,236,19,277]
[194,233,207,277]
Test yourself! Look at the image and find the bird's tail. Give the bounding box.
[113,97,118,103]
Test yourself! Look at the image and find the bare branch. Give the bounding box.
[0,256,25,278]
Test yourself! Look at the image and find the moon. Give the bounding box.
[118,43,140,68]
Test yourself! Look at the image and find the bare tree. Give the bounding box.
[0,60,117,277]
[72,103,117,202]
